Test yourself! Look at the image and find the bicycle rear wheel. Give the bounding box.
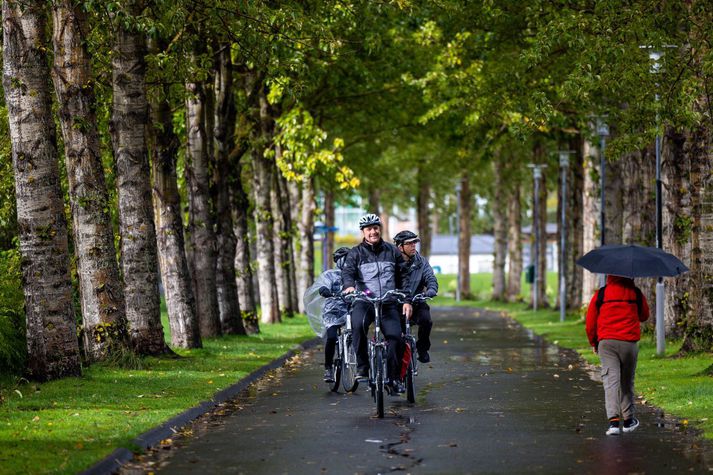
[341,335,359,392]
[375,347,385,418]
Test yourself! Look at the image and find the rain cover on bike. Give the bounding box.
[304,269,349,337]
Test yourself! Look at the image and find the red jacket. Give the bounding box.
[585,275,650,347]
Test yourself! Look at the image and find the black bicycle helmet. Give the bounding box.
[358,213,381,229]
[333,247,350,264]
[393,230,420,246]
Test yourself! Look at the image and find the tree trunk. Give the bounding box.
[288,179,305,310]
[458,172,472,299]
[270,155,289,318]
[367,188,380,215]
[250,80,280,324]
[663,129,691,338]
[213,46,245,334]
[506,185,523,302]
[298,177,316,312]
[111,0,165,355]
[275,157,298,315]
[185,56,221,338]
[604,151,624,246]
[492,159,507,301]
[148,62,202,349]
[566,135,584,309]
[51,0,128,359]
[3,0,81,380]
[325,190,336,268]
[581,139,599,302]
[416,168,432,260]
[230,154,259,334]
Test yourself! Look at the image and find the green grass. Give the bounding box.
[0,312,314,474]
[433,273,713,440]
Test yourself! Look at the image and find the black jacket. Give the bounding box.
[402,252,438,298]
[342,239,408,300]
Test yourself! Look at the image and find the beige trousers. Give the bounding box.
[598,339,639,420]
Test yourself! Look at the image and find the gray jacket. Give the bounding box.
[342,239,407,299]
[402,252,438,298]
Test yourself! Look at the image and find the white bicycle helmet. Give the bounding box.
[358,213,381,229]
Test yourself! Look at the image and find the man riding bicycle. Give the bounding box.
[342,213,412,394]
[393,230,438,363]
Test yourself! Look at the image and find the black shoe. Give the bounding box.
[417,351,430,363]
[623,417,640,433]
[323,368,334,383]
[388,380,405,395]
[356,368,369,382]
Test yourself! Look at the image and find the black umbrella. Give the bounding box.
[576,244,689,278]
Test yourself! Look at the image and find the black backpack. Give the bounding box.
[596,285,644,314]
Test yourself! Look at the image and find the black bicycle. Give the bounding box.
[348,289,405,418]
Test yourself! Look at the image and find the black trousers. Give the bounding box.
[324,325,339,369]
[350,301,403,381]
[406,303,433,354]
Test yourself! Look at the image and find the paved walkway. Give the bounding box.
[122,307,712,474]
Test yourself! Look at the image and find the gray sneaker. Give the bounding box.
[323,368,334,383]
[606,419,621,436]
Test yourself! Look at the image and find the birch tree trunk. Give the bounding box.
[149,71,201,349]
[458,172,472,299]
[111,0,165,355]
[581,140,599,302]
[51,0,128,358]
[249,79,280,324]
[298,177,316,312]
[506,185,523,302]
[3,0,81,380]
[288,179,305,310]
[274,157,297,315]
[230,154,259,334]
[492,159,507,301]
[416,166,432,261]
[186,67,221,337]
[271,157,288,318]
[213,46,245,334]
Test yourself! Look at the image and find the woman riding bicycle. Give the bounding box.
[316,247,351,383]
[342,213,412,394]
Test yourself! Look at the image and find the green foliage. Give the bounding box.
[0,248,26,377]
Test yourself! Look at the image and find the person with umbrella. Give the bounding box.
[585,275,649,435]
[578,244,688,436]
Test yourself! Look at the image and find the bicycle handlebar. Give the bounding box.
[343,288,407,304]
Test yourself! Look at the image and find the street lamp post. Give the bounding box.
[528,164,546,311]
[641,45,676,356]
[596,118,609,288]
[558,151,573,322]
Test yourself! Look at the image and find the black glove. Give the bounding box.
[425,289,437,298]
[318,286,331,298]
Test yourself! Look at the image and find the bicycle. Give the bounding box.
[402,293,432,403]
[347,289,405,418]
[325,305,359,393]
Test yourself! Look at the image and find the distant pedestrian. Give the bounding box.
[585,275,650,436]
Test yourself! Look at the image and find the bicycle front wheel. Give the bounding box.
[406,344,416,403]
[341,336,359,392]
[330,355,342,393]
[375,346,385,418]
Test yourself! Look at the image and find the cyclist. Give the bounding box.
[316,247,352,383]
[393,230,438,363]
[342,213,412,393]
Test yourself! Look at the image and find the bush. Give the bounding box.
[0,248,26,377]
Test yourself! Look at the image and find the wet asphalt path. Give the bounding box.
[129,307,712,474]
